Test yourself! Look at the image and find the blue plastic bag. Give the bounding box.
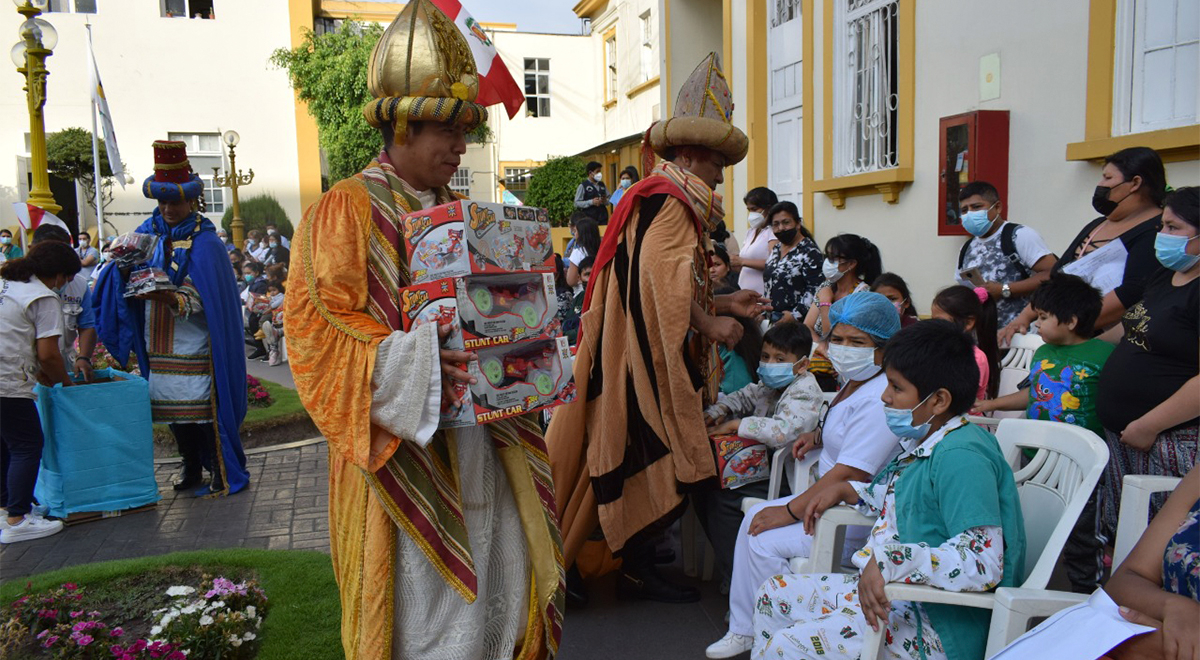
[34,368,160,517]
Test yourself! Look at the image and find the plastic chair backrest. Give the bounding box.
[994,333,1044,417]
[1113,474,1182,568]
[992,418,1109,589]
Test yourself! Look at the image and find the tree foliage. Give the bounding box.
[524,156,587,226]
[221,193,293,238]
[46,127,116,214]
[271,21,492,186]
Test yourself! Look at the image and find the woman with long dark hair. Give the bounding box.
[1001,146,1168,342]
[566,215,601,291]
[762,201,823,325]
[0,241,80,543]
[804,233,883,340]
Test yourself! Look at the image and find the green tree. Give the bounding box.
[524,156,587,226]
[221,193,293,238]
[271,21,492,186]
[46,127,116,216]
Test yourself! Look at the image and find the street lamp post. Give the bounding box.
[212,130,253,247]
[11,0,60,215]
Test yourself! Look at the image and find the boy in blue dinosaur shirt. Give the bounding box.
[975,273,1111,593]
[752,320,1025,660]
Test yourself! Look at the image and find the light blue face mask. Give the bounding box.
[1154,232,1200,272]
[757,362,798,389]
[961,202,998,237]
[883,391,937,440]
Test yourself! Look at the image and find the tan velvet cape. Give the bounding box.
[547,175,721,564]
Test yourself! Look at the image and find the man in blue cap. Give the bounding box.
[93,140,250,495]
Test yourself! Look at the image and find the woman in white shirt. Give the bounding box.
[0,241,80,544]
[706,291,903,659]
[734,187,778,295]
[566,214,601,293]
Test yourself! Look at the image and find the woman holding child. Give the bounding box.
[706,292,902,659]
[752,320,1026,660]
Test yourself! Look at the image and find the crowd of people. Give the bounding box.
[0,4,1196,658]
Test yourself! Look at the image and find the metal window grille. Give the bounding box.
[835,0,899,176]
[450,168,471,195]
[771,0,800,27]
[524,58,551,117]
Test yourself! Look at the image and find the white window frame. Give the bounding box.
[605,33,618,102]
[199,174,226,214]
[450,167,471,196]
[161,0,216,19]
[771,0,800,27]
[47,0,96,13]
[167,132,222,156]
[640,11,655,83]
[524,58,551,118]
[833,0,900,177]
[1113,0,1199,136]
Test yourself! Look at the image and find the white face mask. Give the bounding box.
[593,172,603,182]
[79,239,90,248]
[826,343,880,381]
[747,211,766,229]
[822,258,844,282]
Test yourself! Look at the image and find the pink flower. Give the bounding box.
[63,583,78,591]
[111,627,124,637]
[110,644,124,654]
[70,610,84,618]
[167,653,187,660]
[76,634,94,646]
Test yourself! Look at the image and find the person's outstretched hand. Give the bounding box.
[438,323,476,406]
[722,289,771,320]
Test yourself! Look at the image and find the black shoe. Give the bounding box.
[247,349,267,360]
[173,470,204,492]
[654,547,676,565]
[565,565,589,608]
[616,568,700,604]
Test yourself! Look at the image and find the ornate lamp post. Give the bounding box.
[212,130,253,247]
[11,0,60,215]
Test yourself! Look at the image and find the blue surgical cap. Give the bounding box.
[828,291,901,344]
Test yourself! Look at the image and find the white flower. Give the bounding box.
[166,586,195,597]
[242,632,256,641]
[181,605,197,615]
[245,606,256,617]
[228,634,243,647]
[160,613,175,626]
[199,615,214,627]
[150,626,163,636]
[212,600,225,610]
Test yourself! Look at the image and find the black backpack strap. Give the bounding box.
[1001,223,1032,279]
[958,239,971,271]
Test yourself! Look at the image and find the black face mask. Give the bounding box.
[1092,182,1127,217]
[775,228,799,245]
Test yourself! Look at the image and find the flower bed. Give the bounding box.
[1,575,267,659]
[246,375,274,408]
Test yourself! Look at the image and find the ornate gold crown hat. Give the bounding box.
[646,52,748,166]
[363,0,487,140]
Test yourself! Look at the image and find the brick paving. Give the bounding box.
[0,440,330,581]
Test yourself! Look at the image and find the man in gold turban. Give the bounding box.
[546,53,766,603]
[283,2,563,658]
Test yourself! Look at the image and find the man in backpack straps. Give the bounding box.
[955,181,1058,328]
[574,161,609,225]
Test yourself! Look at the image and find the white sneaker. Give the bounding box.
[706,631,754,659]
[0,515,64,544]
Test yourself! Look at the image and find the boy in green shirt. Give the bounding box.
[975,273,1111,593]
[752,320,1025,660]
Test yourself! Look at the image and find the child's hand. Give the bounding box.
[792,431,819,460]
[859,555,891,632]
[704,412,725,427]
[973,399,992,413]
[748,502,799,536]
[709,419,741,436]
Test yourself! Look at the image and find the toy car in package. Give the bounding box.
[108,232,158,266]
[467,336,576,425]
[398,279,473,427]
[403,200,554,284]
[399,274,561,350]
[123,265,176,299]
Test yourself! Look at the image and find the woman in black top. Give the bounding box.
[1001,147,1167,342]
[762,201,823,324]
[1096,186,1199,534]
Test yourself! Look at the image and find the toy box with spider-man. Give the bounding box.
[403,200,554,283]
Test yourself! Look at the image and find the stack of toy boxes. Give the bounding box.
[399,200,575,428]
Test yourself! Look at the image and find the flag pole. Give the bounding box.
[87,22,105,245]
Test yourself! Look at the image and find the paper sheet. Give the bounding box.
[1062,240,1128,296]
[988,589,1155,660]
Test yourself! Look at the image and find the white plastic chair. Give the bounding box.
[806,419,1108,660]
[985,473,1182,655]
[990,333,1044,420]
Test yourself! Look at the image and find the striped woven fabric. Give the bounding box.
[147,352,211,377]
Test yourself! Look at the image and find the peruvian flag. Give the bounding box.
[13,203,68,232]
[430,0,525,119]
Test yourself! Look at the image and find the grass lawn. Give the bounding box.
[0,549,341,660]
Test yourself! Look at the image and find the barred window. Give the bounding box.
[771,0,800,27]
[450,167,471,196]
[834,0,899,176]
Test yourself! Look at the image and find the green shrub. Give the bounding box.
[221,194,293,238]
[524,156,587,227]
